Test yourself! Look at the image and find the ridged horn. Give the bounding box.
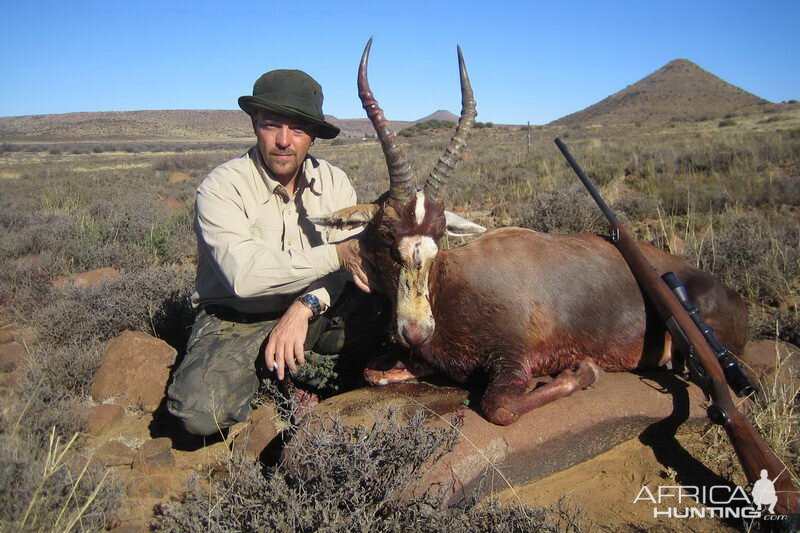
[424,45,477,202]
[358,38,415,202]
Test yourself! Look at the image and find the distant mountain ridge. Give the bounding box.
[551,59,767,126]
[0,109,454,141]
[0,110,253,141]
[0,59,770,139]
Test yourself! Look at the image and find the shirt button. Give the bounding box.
[287,240,294,247]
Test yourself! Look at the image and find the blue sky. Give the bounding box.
[1,1,797,124]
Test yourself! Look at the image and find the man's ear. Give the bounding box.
[444,210,487,237]
[310,204,381,229]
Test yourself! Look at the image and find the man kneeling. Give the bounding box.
[167,68,386,436]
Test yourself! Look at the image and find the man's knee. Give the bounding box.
[167,384,252,437]
[166,355,257,436]
[167,400,225,437]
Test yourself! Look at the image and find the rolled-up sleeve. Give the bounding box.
[196,182,341,299]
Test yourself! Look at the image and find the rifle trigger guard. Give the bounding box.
[685,349,711,387]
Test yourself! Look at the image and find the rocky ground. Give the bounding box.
[3,271,796,531]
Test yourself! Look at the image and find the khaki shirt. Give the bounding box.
[191,145,359,314]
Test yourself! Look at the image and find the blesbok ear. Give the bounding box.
[444,211,487,237]
[309,204,381,229]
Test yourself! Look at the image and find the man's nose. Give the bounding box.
[275,125,290,148]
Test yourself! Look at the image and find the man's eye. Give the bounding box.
[292,128,306,135]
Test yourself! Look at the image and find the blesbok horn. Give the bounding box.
[358,38,415,202]
[424,45,477,203]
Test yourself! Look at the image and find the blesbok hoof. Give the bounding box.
[363,355,434,385]
[364,364,416,386]
[486,406,519,426]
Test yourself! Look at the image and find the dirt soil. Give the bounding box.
[497,434,741,532]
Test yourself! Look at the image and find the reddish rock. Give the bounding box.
[0,366,25,396]
[91,331,176,410]
[52,267,119,291]
[132,438,175,473]
[0,342,26,373]
[4,326,36,346]
[160,197,182,211]
[0,330,13,344]
[312,370,708,504]
[84,404,125,436]
[740,340,800,389]
[93,440,135,467]
[140,437,173,456]
[126,474,172,498]
[168,172,191,184]
[232,405,280,459]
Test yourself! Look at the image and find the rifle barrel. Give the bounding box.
[554,138,617,223]
[554,137,799,515]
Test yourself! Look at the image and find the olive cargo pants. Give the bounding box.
[166,286,389,436]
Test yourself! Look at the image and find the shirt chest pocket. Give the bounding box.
[250,217,283,247]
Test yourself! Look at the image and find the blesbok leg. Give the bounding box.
[481,360,603,426]
[364,355,437,385]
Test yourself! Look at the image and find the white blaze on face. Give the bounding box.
[414,191,426,225]
[395,234,438,345]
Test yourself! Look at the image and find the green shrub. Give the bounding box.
[510,188,606,234]
[156,409,582,532]
[27,265,194,349]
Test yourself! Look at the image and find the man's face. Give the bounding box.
[251,109,316,182]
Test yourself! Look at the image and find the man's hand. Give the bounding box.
[264,300,312,380]
[336,236,376,293]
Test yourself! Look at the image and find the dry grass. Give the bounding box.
[0,427,122,531]
[693,337,800,494]
[155,406,583,532]
[0,105,798,529]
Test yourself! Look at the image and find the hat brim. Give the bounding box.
[238,96,340,139]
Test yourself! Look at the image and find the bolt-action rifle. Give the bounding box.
[555,137,799,515]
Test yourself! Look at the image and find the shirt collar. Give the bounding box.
[250,146,323,202]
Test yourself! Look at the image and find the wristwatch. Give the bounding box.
[297,293,326,320]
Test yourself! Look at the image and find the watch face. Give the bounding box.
[300,294,322,316]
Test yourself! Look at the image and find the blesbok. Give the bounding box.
[312,40,748,425]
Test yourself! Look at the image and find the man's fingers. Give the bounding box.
[353,273,371,293]
[284,342,298,375]
[264,337,276,373]
[295,340,306,366]
[275,342,286,380]
[352,265,372,293]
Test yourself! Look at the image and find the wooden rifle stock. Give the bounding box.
[555,138,799,515]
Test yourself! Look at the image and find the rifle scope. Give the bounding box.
[662,272,756,397]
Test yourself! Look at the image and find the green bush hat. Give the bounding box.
[239,69,340,139]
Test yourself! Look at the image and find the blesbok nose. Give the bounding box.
[400,320,433,347]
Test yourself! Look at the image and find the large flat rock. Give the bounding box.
[316,370,708,503]
[92,331,176,410]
